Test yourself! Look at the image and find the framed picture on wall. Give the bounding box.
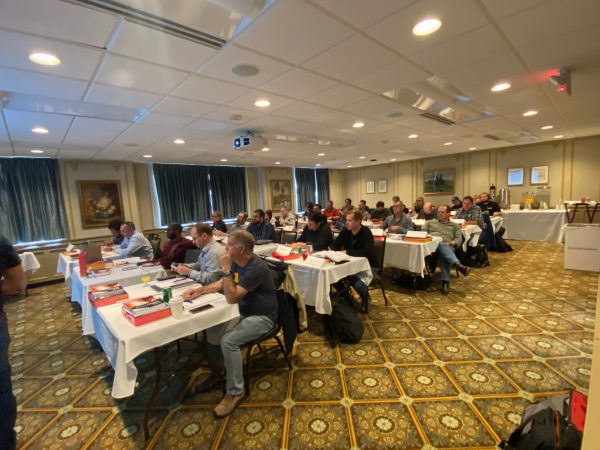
[77,180,125,229]
[366,180,375,194]
[377,179,387,193]
[423,168,455,195]
[270,180,292,209]
[507,167,524,186]
[530,165,549,185]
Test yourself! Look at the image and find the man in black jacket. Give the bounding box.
[294,212,333,251]
[331,211,376,312]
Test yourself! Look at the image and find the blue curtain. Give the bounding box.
[295,168,316,211]
[315,168,330,205]
[153,163,211,225]
[210,166,246,219]
[0,158,68,243]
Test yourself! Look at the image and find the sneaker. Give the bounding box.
[194,373,223,394]
[214,393,244,418]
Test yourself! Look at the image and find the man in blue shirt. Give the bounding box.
[381,201,415,234]
[174,223,225,284]
[246,209,276,242]
[104,221,154,259]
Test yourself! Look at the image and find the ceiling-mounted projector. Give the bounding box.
[234,131,267,151]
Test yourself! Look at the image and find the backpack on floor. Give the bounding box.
[465,244,489,268]
[323,293,364,347]
[499,391,587,450]
[494,233,513,253]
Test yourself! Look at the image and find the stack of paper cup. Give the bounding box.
[169,297,184,319]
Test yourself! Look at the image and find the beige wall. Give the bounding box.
[337,136,600,208]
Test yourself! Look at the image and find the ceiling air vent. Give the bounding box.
[419,112,455,126]
[483,134,502,141]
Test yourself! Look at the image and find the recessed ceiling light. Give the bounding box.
[359,156,366,159]
[317,152,325,156]
[347,165,353,168]
[174,139,185,144]
[352,121,365,128]
[254,98,271,108]
[553,135,564,139]
[32,127,48,134]
[541,125,554,130]
[29,51,60,66]
[469,147,477,150]
[390,158,396,162]
[220,158,228,162]
[412,18,442,36]
[30,149,44,154]
[261,147,270,152]
[522,109,538,117]
[443,142,453,146]
[274,161,281,165]
[143,154,152,158]
[408,134,418,139]
[231,64,259,77]
[491,82,511,92]
[315,163,321,167]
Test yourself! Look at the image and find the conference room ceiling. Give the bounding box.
[1,0,600,168]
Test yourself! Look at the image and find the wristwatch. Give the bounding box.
[221,269,232,278]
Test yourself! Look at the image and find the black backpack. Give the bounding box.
[324,293,364,347]
[465,244,489,268]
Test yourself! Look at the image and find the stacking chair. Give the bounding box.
[281,230,297,245]
[368,235,389,305]
[147,233,161,259]
[274,227,283,244]
[183,248,201,264]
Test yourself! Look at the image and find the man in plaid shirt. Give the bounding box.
[455,196,485,230]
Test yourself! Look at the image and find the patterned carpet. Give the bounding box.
[7,240,597,449]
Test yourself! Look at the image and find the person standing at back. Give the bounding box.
[0,236,27,450]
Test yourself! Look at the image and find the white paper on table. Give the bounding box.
[451,218,465,224]
[406,230,428,238]
[102,251,119,258]
[306,256,326,267]
[113,257,142,266]
[183,292,223,309]
[152,277,195,289]
[66,243,75,251]
[275,245,291,255]
[371,228,384,236]
[311,250,349,263]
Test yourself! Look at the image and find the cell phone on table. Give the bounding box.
[122,266,137,271]
[188,304,214,314]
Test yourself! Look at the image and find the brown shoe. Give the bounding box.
[214,393,244,418]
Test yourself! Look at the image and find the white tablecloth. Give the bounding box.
[95,286,238,398]
[384,236,442,276]
[253,242,280,256]
[71,265,166,335]
[278,256,372,315]
[491,216,504,234]
[461,224,482,251]
[57,251,123,284]
[502,209,566,242]
[19,252,40,272]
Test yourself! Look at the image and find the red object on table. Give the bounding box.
[271,252,301,262]
[121,307,172,326]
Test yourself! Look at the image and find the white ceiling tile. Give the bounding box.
[0,0,118,47]
[86,83,163,109]
[233,0,354,64]
[186,118,237,133]
[152,97,219,118]
[0,146,13,156]
[63,117,130,147]
[96,54,188,94]
[110,20,217,72]
[481,0,549,20]
[138,111,197,128]
[57,149,100,159]
[0,67,87,100]
[307,110,362,128]
[93,147,140,160]
[302,34,398,82]
[342,96,408,120]
[201,106,262,124]
[172,75,249,103]
[111,123,177,147]
[410,25,510,75]
[4,110,72,144]
[242,115,296,131]
[311,0,416,29]
[227,90,295,112]
[365,0,488,56]
[271,102,331,121]
[260,68,338,99]
[13,148,58,158]
[305,84,372,108]
[0,28,104,80]
[197,44,293,87]
[350,59,429,94]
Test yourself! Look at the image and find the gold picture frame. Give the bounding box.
[270,179,292,209]
[77,180,125,229]
[423,168,455,195]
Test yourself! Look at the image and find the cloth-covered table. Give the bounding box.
[19,252,40,272]
[384,236,442,276]
[502,209,566,242]
[252,242,280,257]
[57,251,131,284]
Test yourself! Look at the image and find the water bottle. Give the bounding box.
[307,242,313,255]
[490,183,496,198]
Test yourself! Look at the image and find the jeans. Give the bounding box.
[214,315,274,396]
[437,243,459,282]
[0,309,16,450]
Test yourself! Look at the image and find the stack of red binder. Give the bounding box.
[88,283,129,308]
[121,296,172,326]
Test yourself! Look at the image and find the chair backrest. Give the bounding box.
[149,237,161,259]
[274,228,283,243]
[184,248,201,264]
[373,235,386,272]
[281,231,297,245]
[262,256,287,289]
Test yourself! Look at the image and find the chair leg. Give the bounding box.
[176,340,181,353]
[274,336,292,369]
[378,280,389,306]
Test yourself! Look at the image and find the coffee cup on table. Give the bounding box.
[169,297,184,319]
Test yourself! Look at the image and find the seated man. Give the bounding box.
[357,200,371,220]
[211,211,228,234]
[159,222,196,269]
[174,223,225,284]
[417,202,438,221]
[331,211,377,313]
[370,201,391,221]
[246,209,277,242]
[302,202,314,218]
[476,192,502,216]
[106,219,124,246]
[182,231,278,417]
[293,212,333,252]
[423,205,470,295]
[334,205,349,230]
[450,196,462,211]
[455,196,485,229]
[226,211,248,234]
[276,207,296,227]
[381,201,415,234]
[322,200,340,220]
[104,221,154,259]
[412,196,424,215]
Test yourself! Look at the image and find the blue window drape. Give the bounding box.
[315,168,330,205]
[210,166,247,219]
[294,168,316,212]
[153,163,211,225]
[0,158,68,243]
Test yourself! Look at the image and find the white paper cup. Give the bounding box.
[169,297,184,319]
